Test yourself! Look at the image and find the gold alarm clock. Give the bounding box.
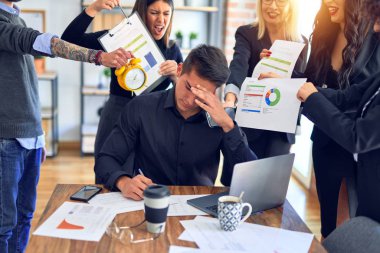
[115,58,147,92]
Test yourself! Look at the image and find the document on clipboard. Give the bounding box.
[98,12,166,95]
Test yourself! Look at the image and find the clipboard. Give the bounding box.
[98,12,166,95]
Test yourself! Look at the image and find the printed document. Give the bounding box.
[252,40,305,78]
[169,246,245,253]
[89,192,144,213]
[235,77,306,133]
[99,13,166,95]
[89,193,208,216]
[180,216,313,253]
[33,202,115,241]
[168,195,208,216]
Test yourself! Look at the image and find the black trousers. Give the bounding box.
[246,131,292,159]
[312,139,357,238]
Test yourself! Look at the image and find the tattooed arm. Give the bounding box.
[50,37,132,68]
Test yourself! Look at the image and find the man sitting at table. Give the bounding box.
[95,44,257,200]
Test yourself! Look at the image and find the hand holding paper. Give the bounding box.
[297,82,318,102]
[159,60,179,82]
[235,77,306,133]
[99,13,166,95]
[252,40,305,79]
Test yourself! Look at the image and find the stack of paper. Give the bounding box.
[89,193,208,216]
[176,216,313,253]
[252,40,305,79]
[33,202,116,241]
[169,246,244,253]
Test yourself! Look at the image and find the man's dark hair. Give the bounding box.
[181,44,230,87]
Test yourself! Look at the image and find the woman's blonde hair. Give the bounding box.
[255,0,301,42]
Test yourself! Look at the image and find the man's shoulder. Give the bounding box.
[0,10,11,22]
[131,89,169,107]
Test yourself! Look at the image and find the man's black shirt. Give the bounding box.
[95,88,257,190]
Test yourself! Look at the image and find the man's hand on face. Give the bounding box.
[191,85,234,133]
[116,175,154,201]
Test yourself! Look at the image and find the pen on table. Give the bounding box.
[138,168,145,177]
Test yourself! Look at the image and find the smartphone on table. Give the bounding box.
[70,185,102,202]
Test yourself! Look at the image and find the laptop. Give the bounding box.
[187,153,295,217]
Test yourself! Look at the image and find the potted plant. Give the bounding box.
[189,32,198,49]
[98,68,111,89]
[175,30,183,48]
[34,55,45,74]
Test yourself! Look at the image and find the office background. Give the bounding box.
[16,0,323,239]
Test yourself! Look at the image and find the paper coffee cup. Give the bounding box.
[143,185,170,233]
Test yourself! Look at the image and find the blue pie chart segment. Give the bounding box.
[265,88,281,106]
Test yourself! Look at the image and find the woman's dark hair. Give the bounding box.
[181,44,230,87]
[131,0,174,48]
[363,0,380,21]
[305,0,370,89]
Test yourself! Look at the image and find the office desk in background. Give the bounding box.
[26,184,326,253]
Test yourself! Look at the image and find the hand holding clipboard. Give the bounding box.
[98,12,166,95]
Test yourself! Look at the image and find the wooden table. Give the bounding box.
[26,184,326,253]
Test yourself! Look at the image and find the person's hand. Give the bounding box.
[159,60,178,82]
[100,49,133,68]
[116,175,154,201]
[191,85,234,133]
[297,82,318,102]
[258,72,281,80]
[41,147,47,164]
[86,0,120,17]
[259,49,272,59]
[223,92,237,108]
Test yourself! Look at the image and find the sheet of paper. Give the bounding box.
[168,195,208,216]
[178,230,194,241]
[99,13,166,95]
[180,216,313,253]
[252,40,305,78]
[33,202,115,241]
[89,193,208,216]
[89,192,144,213]
[235,77,306,133]
[169,245,245,253]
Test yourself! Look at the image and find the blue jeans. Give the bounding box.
[0,139,41,253]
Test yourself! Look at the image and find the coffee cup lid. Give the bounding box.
[143,185,170,199]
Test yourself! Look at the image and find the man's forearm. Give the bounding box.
[50,37,98,63]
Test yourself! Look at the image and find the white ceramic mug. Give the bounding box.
[218,195,252,231]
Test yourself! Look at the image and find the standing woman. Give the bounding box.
[224,0,308,159]
[62,0,183,183]
[304,0,380,239]
[296,0,380,225]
